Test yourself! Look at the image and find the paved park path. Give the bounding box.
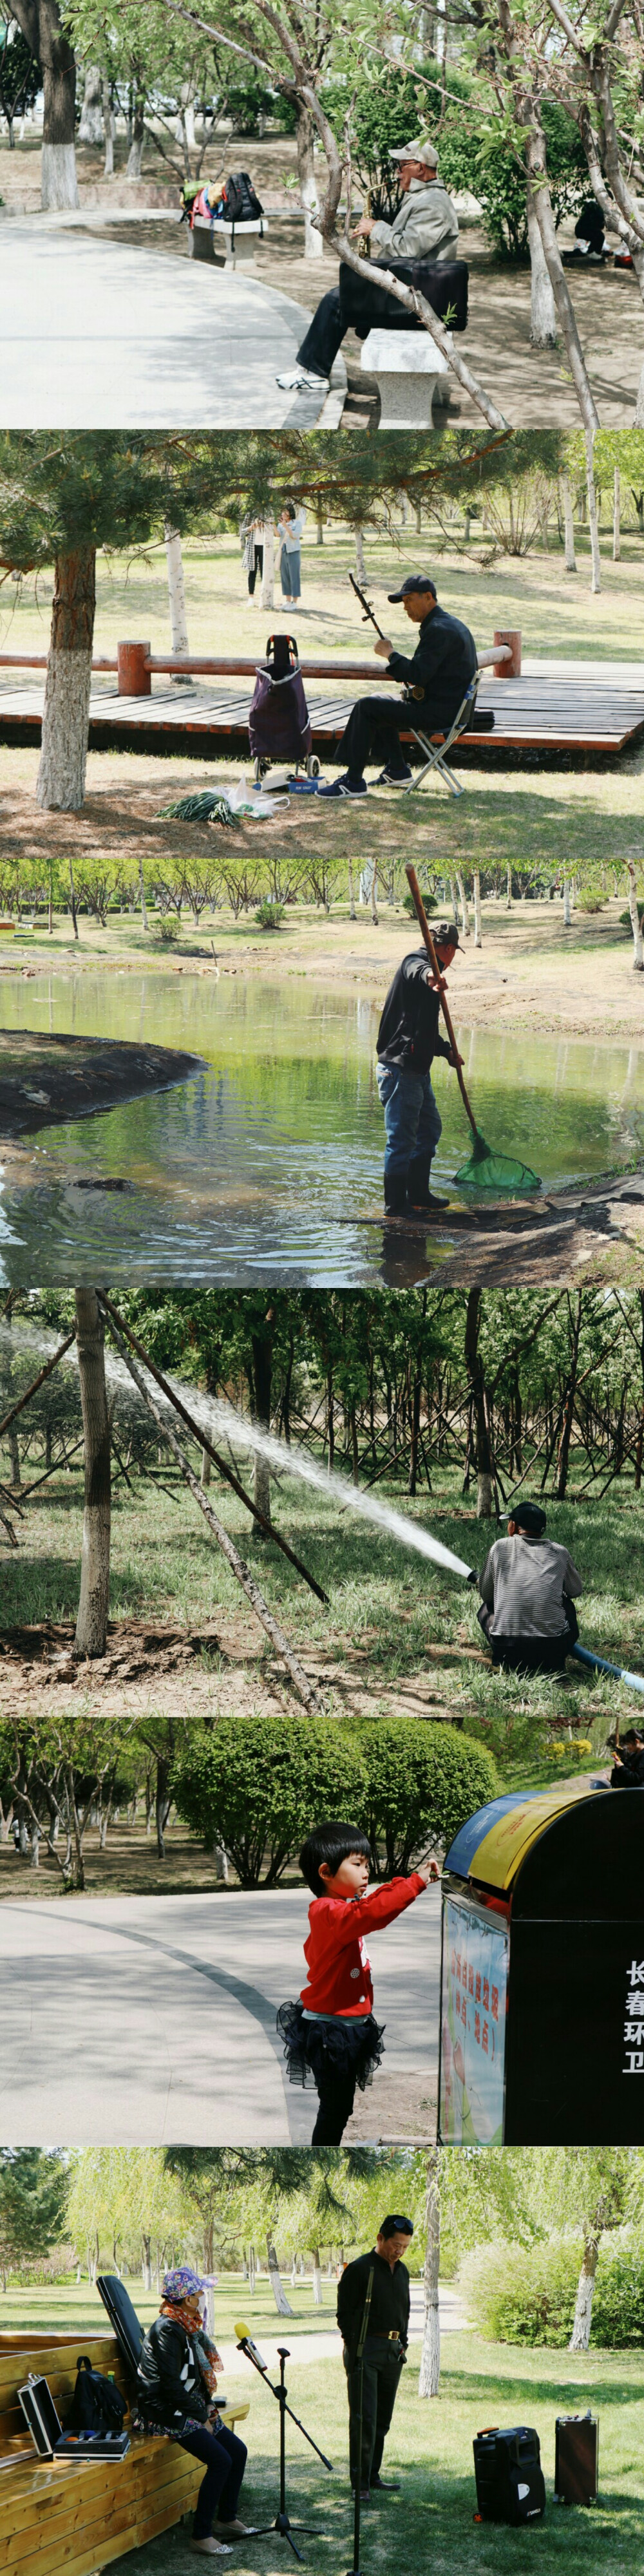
[0,1884,440,2146]
[0,220,340,427]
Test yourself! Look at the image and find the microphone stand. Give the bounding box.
[236,2338,333,2563]
[345,2265,374,2576]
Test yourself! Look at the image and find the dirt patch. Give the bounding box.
[344,2069,436,2144]
[0,1030,204,1138]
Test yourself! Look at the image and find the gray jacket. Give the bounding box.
[478,1535,583,1639]
[370,176,459,267]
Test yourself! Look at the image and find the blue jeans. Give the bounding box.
[377,1061,442,1179]
[180,2420,247,2537]
[280,545,301,601]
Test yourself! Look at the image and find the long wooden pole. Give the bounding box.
[99,1303,321,1712]
[99,1293,328,1607]
[405,865,482,1144]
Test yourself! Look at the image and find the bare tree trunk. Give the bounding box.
[102,76,114,177]
[585,431,601,592]
[348,860,356,920]
[251,1327,272,1531]
[36,547,96,812]
[473,867,482,948]
[164,524,192,685]
[260,521,275,610]
[563,873,572,928]
[73,1289,111,1658]
[126,86,145,178]
[612,466,621,562]
[569,2218,603,2352]
[506,860,512,909]
[419,2150,441,2396]
[561,474,576,572]
[527,180,557,345]
[12,0,79,207]
[556,1291,582,1499]
[312,2246,323,2305]
[456,872,471,938]
[464,1287,494,1518]
[626,857,644,969]
[267,2232,294,2315]
[355,529,366,583]
[78,63,104,144]
[293,97,323,258]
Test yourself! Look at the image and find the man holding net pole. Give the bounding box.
[377,919,464,1217]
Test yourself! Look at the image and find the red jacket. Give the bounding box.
[300,1874,426,2018]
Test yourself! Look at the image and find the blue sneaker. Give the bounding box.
[317,773,367,799]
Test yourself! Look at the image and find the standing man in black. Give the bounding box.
[318,575,477,797]
[337,2213,413,2501]
[377,920,462,1216]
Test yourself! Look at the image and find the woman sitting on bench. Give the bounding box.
[138,2266,254,2559]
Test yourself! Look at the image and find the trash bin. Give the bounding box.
[438,1779,644,2143]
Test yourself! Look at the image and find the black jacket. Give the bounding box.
[337,2250,410,2356]
[386,603,477,729]
[611,1750,644,1788]
[377,949,453,1075]
[138,2315,214,2427]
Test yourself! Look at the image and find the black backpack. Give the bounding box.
[66,2355,128,2437]
[214,171,264,228]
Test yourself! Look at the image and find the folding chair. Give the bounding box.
[402,667,483,798]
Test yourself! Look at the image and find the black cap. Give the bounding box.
[430,918,460,951]
[379,2215,413,2239]
[505,1500,547,1537]
[388,575,437,601]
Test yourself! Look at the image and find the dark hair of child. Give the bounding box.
[299,1820,372,1899]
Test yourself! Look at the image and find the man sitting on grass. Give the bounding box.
[317,575,477,799]
[477,1500,583,1674]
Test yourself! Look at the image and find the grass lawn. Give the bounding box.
[45,2330,644,2576]
[0,2275,348,2340]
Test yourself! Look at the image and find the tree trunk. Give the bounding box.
[585,430,601,593]
[201,1446,212,1486]
[527,182,557,345]
[102,77,114,177]
[556,1291,582,1499]
[569,2226,601,2352]
[563,873,572,928]
[456,872,471,938]
[626,858,644,969]
[348,861,356,920]
[294,97,323,258]
[36,547,96,812]
[260,521,275,610]
[78,62,103,144]
[612,466,621,561]
[561,473,576,572]
[251,1325,273,1530]
[138,853,149,932]
[312,2246,323,2305]
[126,89,145,179]
[267,2232,294,2315]
[12,0,79,208]
[506,860,512,909]
[473,867,482,948]
[419,2150,440,2396]
[355,529,366,583]
[164,524,192,685]
[73,1288,111,1658]
[142,2234,153,2291]
[464,1289,495,1518]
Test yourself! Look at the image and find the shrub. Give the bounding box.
[254,901,285,931]
[459,2230,644,2347]
[156,919,179,943]
[173,1709,366,1886]
[359,1716,497,1875]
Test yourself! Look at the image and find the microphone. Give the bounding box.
[234,2322,268,2372]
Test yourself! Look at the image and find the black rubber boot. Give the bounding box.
[383,1169,410,1219]
[406,1155,448,1215]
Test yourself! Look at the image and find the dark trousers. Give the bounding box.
[478,1604,576,1673]
[297,287,345,378]
[180,2421,247,2537]
[345,2340,402,2487]
[312,2069,356,2144]
[247,545,263,595]
[336,694,412,781]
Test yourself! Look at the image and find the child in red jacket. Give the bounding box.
[277,1819,437,2144]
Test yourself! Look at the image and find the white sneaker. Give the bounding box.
[276,367,329,392]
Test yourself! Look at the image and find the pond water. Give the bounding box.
[0,970,641,1285]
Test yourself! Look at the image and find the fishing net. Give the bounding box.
[455,1132,541,1195]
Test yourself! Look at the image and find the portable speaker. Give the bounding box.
[554,2413,598,2505]
[473,2425,546,2524]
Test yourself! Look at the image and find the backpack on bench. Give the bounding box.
[66,2354,128,2436]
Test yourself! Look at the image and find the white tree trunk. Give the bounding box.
[371,861,379,927]
[449,875,460,927]
[102,79,114,177]
[527,185,557,345]
[78,65,104,144]
[473,867,482,948]
[164,523,191,685]
[506,860,513,909]
[41,141,79,208]
[561,474,576,572]
[419,2150,441,2396]
[612,466,621,561]
[138,853,149,931]
[348,861,356,920]
[36,549,96,813]
[260,522,275,610]
[627,857,644,968]
[585,430,601,593]
[267,2233,294,2316]
[74,1288,111,1658]
[126,133,144,178]
[569,2239,600,2352]
[355,529,366,583]
[563,873,572,928]
[477,1469,493,1517]
[312,2248,323,2305]
[211,1841,229,1880]
[456,871,471,937]
[296,99,323,258]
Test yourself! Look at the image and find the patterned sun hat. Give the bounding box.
[162,2266,217,2302]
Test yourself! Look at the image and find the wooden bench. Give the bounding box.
[0,2333,249,2575]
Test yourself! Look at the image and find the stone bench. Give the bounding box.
[189,215,267,272]
[360,327,451,428]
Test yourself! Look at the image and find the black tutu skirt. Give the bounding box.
[276,2000,385,2092]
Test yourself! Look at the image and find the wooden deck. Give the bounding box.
[0,2331,247,2575]
[2,670,644,762]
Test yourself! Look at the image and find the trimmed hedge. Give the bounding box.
[460,2230,644,2348]
[359,1716,497,1876]
[173,1710,366,1886]
[173,1708,497,1884]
